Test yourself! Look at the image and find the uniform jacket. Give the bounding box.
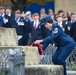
[65,21,76,35]
[0,16,4,26]
[10,16,26,35]
[43,24,75,47]
[3,13,15,28]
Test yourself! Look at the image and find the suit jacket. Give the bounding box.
[29,21,44,43]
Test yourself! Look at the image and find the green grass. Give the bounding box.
[0,72,5,75]
[67,62,76,70]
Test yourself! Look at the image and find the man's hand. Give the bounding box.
[34,40,43,44]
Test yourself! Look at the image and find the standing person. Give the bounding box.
[0,6,5,17]
[40,8,47,20]
[10,10,27,46]
[65,13,76,35]
[66,10,72,21]
[48,8,54,14]
[0,15,4,27]
[0,6,4,27]
[70,21,76,42]
[20,12,30,45]
[29,13,44,43]
[56,15,66,32]
[49,13,57,24]
[3,6,14,28]
[34,15,75,75]
[25,11,33,22]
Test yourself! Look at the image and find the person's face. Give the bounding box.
[34,15,39,20]
[21,13,26,18]
[45,22,52,29]
[27,14,31,18]
[57,17,63,22]
[67,11,71,16]
[0,9,5,14]
[48,9,53,14]
[6,9,11,14]
[15,13,21,17]
[40,9,45,14]
[71,15,76,21]
[49,14,54,20]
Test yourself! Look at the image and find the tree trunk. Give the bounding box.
[10,0,26,12]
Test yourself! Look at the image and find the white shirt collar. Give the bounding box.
[58,21,63,27]
[33,20,39,28]
[8,13,11,17]
[2,13,5,17]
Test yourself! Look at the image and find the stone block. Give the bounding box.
[0,28,18,46]
[25,65,64,75]
[22,46,39,65]
[0,46,39,66]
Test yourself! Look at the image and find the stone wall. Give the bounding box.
[55,0,76,14]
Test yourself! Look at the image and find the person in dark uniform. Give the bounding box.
[0,15,4,27]
[34,15,75,75]
[10,10,27,46]
[65,13,76,35]
[0,6,5,27]
[20,12,30,45]
[3,6,14,28]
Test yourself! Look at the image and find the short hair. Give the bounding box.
[33,13,39,16]
[15,10,21,14]
[71,13,75,16]
[0,6,5,9]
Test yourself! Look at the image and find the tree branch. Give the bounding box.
[10,0,17,5]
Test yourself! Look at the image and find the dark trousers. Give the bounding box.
[52,43,75,75]
[18,36,24,46]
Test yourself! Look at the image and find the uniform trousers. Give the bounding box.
[52,42,75,75]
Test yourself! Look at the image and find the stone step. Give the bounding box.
[25,65,64,75]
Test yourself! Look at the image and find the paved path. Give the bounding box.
[67,71,76,75]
